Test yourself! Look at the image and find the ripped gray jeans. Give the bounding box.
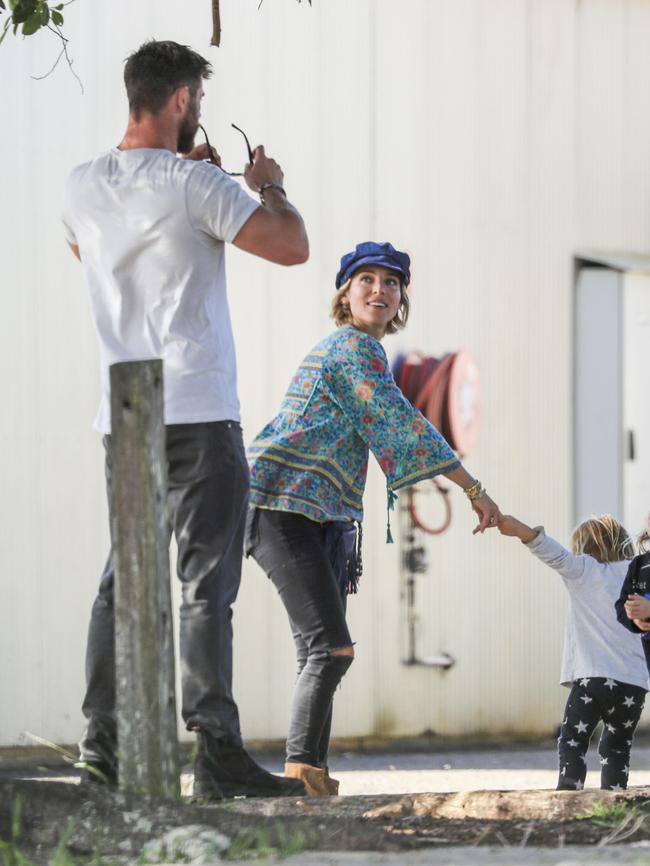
[245,507,359,767]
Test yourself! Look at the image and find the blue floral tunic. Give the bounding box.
[248,326,460,524]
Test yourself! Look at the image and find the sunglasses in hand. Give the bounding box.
[198,123,254,176]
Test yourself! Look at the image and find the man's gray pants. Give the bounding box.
[79,420,249,766]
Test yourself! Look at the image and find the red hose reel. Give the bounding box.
[392,350,481,535]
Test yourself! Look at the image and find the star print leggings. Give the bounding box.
[557,677,646,790]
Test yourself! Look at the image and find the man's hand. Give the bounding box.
[498,514,538,544]
[624,594,650,621]
[233,143,308,266]
[633,618,650,632]
[471,494,502,535]
[244,145,284,193]
[183,143,221,165]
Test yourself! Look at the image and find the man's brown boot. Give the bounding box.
[284,762,333,796]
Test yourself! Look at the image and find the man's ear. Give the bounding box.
[173,84,190,114]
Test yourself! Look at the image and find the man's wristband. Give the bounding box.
[259,182,286,205]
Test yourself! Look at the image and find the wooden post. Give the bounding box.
[109,359,179,798]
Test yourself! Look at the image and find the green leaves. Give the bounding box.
[0,0,65,38]
[22,13,44,35]
[10,2,32,24]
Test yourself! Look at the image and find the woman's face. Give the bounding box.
[342,265,403,339]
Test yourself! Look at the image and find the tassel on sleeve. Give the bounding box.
[386,486,398,544]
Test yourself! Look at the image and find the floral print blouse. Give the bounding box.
[248,326,460,524]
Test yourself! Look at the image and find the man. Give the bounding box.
[62,40,309,799]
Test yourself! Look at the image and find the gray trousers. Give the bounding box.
[80,421,250,765]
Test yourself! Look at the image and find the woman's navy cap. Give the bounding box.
[335,241,411,289]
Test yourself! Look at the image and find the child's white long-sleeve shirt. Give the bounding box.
[525,529,648,690]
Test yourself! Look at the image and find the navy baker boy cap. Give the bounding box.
[335,241,411,290]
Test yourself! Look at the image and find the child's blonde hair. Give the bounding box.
[570,515,635,563]
[638,529,650,554]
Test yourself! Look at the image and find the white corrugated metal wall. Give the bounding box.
[1,0,650,746]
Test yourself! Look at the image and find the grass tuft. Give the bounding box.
[223,823,305,861]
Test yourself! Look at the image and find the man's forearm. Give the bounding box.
[234,190,309,265]
[262,190,308,243]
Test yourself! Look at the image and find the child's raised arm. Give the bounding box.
[498,514,591,581]
[498,515,538,543]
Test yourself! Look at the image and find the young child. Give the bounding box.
[616,513,650,668]
[499,514,648,791]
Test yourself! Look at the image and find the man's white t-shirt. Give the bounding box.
[62,148,259,433]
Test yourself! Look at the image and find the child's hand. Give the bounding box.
[498,515,538,543]
[624,594,650,621]
[498,515,522,537]
[633,618,650,632]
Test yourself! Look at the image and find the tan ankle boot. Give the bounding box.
[323,769,340,795]
[284,762,332,796]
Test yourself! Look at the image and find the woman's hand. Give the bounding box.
[471,493,502,535]
[624,594,650,621]
[633,618,650,632]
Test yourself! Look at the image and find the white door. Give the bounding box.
[623,274,650,537]
[574,268,623,522]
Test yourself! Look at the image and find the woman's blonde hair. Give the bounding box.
[570,515,635,563]
[330,276,410,335]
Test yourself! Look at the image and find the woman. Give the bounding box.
[245,241,501,795]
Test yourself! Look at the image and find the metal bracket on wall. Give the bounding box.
[402,652,456,669]
[401,515,456,670]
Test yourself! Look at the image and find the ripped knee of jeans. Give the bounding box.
[323,648,354,681]
[306,648,354,688]
[331,644,355,659]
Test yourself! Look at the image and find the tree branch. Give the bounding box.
[211,0,221,47]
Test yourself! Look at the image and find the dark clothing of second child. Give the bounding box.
[615,551,650,670]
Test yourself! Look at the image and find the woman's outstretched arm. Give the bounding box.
[322,329,501,534]
[441,465,501,534]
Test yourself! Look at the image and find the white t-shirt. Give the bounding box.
[526,529,648,690]
[62,148,259,433]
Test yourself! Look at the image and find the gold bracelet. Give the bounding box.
[464,480,485,501]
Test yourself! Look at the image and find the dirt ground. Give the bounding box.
[1,776,650,862]
[2,742,650,862]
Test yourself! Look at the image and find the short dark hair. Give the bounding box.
[124,40,212,119]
